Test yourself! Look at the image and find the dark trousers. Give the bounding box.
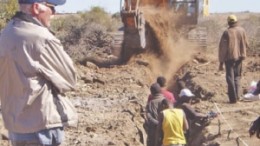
[225,59,242,103]
[147,127,156,146]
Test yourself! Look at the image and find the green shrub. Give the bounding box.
[0,0,18,30]
[51,7,121,63]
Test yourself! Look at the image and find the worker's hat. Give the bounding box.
[227,15,238,23]
[179,89,195,98]
[18,0,66,6]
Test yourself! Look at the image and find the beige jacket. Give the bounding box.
[218,24,248,63]
[0,16,77,133]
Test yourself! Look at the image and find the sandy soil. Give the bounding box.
[0,12,259,146]
[1,46,258,146]
[174,47,260,146]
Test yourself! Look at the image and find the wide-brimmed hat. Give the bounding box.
[227,14,238,23]
[19,0,66,6]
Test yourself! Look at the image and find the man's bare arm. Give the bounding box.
[183,111,189,131]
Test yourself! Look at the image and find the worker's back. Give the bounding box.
[162,108,186,145]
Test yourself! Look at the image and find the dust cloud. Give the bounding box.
[132,5,199,81]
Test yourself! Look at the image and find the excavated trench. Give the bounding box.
[76,25,216,144]
[77,57,216,146]
[75,48,259,146]
[91,24,217,145]
[104,6,216,146]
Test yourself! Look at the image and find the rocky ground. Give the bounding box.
[66,46,260,146]
[0,43,259,146]
[174,48,260,146]
[0,12,260,146]
[60,44,260,146]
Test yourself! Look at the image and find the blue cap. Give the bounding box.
[18,0,66,6]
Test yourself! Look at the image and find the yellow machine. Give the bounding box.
[119,0,209,62]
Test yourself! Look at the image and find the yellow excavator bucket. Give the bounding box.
[203,0,209,16]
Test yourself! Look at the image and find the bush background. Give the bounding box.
[51,7,122,63]
[0,2,259,62]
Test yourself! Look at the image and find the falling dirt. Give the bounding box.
[132,6,199,81]
[120,0,201,73]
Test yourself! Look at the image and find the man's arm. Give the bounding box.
[219,62,224,71]
[240,29,249,60]
[38,38,77,93]
[145,103,159,125]
[218,31,229,71]
[183,111,189,131]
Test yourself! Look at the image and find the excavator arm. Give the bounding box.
[120,0,146,49]
[119,0,209,63]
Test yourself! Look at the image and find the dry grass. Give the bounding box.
[199,12,260,50]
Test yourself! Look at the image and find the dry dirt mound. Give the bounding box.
[66,49,259,146]
[172,48,260,146]
[58,39,260,146]
[62,62,155,146]
[1,10,260,146]
[0,44,259,146]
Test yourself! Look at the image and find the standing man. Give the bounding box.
[155,99,189,146]
[219,14,249,104]
[0,0,78,146]
[146,83,165,146]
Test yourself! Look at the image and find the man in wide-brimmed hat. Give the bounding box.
[219,14,249,104]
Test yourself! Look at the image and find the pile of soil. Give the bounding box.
[1,11,260,146]
[60,44,259,146]
[1,49,258,146]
